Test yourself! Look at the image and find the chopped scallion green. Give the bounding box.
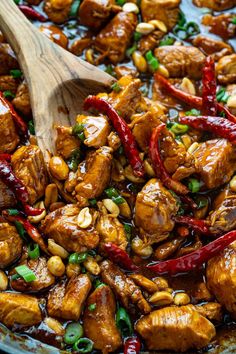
[116,0,125,5]
[73,338,94,353]
[104,187,125,205]
[116,307,133,337]
[14,221,28,242]
[72,123,85,141]
[10,69,22,78]
[216,87,230,103]
[15,265,36,283]
[188,178,201,193]
[232,17,236,25]
[159,36,175,46]
[7,208,19,216]
[69,0,81,18]
[126,44,137,57]
[28,244,40,260]
[3,90,15,99]
[145,50,159,71]
[169,122,189,135]
[69,252,88,264]
[67,148,81,172]
[28,120,35,135]
[134,32,142,42]
[89,198,97,206]
[88,303,96,311]
[185,109,201,116]
[64,322,83,345]
[111,82,122,93]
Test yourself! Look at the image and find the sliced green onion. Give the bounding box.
[188,178,201,193]
[123,223,132,240]
[170,123,189,135]
[72,123,85,141]
[173,26,188,40]
[28,244,40,260]
[116,0,125,5]
[64,322,83,345]
[134,32,142,42]
[69,0,81,18]
[89,198,97,206]
[73,338,94,353]
[159,36,175,46]
[14,221,28,241]
[105,64,115,76]
[111,82,122,93]
[104,187,125,205]
[10,69,22,78]
[69,252,88,264]
[67,148,81,172]
[177,10,186,27]
[232,17,236,25]
[3,90,15,99]
[116,307,133,337]
[195,196,208,209]
[185,108,201,116]
[216,87,230,103]
[11,274,21,281]
[117,145,124,155]
[94,279,106,288]
[13,0,20,4]
[220,111,226,117]
[88,303,96,311]
[28,120,35,135]
[15,265,36,283]
[186,22,200,37]
[7,208,19,216]
[145,50,159,71]
[126,43,137,57]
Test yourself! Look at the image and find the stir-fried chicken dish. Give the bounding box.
[0,0,236,353]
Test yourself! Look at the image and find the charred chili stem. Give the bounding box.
[149,124,189,195]
[84,96,145,178]
[147,230,236,275]
[202,56,217,116]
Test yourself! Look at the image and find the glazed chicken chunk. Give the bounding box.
[0,180,16,209]
[83,285,122,352]
[12,82,31,116]
[135,305,216,352]
[193,0,236,11]
[11,145,48,205]
[135,178,178,244]
[0,293,42,327]
[44,0,73,23]
[216,54,236,85]
[101,260,151,314]
[206,241,236,319]
[0,221,23,269]
[56,126,80,160]
[0,43,19,75]
[79,0,116,29]
[41,204,99,253]
[0,98,19,153]
[47,274,91,321]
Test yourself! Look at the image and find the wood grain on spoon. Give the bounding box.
[0,0,115,154]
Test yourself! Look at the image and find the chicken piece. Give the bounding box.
[135,305,216,352]
[83,285,122,352]
[39,25,68,49]
[194,303,222,322]
[114,66,137,79]
[101,260,151,314]
[135,179,178,244]
[95,12,137,64]
[192,35,233,61]
[47,274,91,320]
[193,0,236,11]
[70,35,93,56]
[193,139,235,189]
[0,75,18,94]
[0,293,42,327]
[152,78,182,108]
[12,82,31,116]
[141,0,180,30]
[11,257,55,293]
[76,114,111,148]
[44,0,73,23]
[206,241,236,319]
[11,145,48,204]
[132,112,160,152]
[0,43,19,75]
[0,99,20,153]
[216,54,236,85]
[202,14,236,40]
[75,146,112,205]
[0,180,16,209]
[79,0,116,29]
[0,221,23,269]
[41,204,99,253]
[207,187,236,234]
[138,31,165,54]
[108,76,141,120]
[154,46,205,80]
[96,205,128,250]
[56,126,80,159]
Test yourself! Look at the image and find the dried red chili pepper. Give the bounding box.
[202,56,217,116]
[149,124,189,195]
[19,5,47,22]
[2,211,48,254]
[0,153,11,162]
[174,215,210,235]
[147,230,236,275]
[124,337,141,354]
[103,242,138,271]
[0,92,29,141]
[22,204,44,217]
[155,73,236,123]
[179,115,236,143]
[84,96,145,178]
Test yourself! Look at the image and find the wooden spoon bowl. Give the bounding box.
[0,0,115,154]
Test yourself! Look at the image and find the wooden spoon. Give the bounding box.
[0,0,115,154]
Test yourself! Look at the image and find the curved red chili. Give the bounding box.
[0,153,11,162]
[124,336,141,354]
[179,115,236,143]
[84,96,145,178]
[0,92,29,141]
[149,124,189,195]
[174,215,210,235]
[202,56,217,116]
[147,230,236,275]
[22,204,44,217]
[19,5,48,22]
[155,73,236,123]
[103,242,139,271]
